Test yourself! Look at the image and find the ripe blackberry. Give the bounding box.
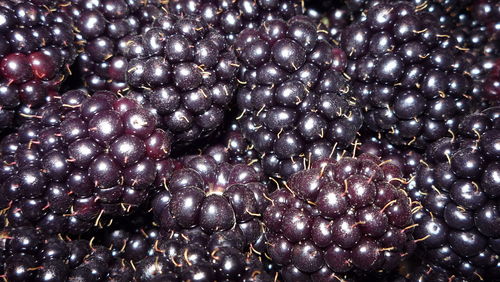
[235,16,363,179]
[263,154,416,279]
[0,89,172,235]
[65,0,166,91]
[72,4,241,143]
[0,1,77,132]
[413,107,500,281]
[150,154,270,235]
[414,0,499,103]
[167,0,305,43]
[343,1,476,149]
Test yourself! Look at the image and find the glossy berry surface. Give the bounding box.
[0,1,77,132]
[236,16,363,179]
[263,153,415,278]
[0,89,172,235]
[414,107,500,281]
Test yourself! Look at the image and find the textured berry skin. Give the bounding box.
[235,16,363,179]
[151,154,270,238]
[0,89,172,235]
[0,0,77,132]
[342,1,478,149]
[413,107,500,281]
[264,154,415,279]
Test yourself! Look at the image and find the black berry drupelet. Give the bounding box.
[413,107,500,281]
[235,16,363,179]
[342,1,477,149]
[0,0,77,132]
[151,154,270,237]
[263,153,416,279]
[0,89,173,235]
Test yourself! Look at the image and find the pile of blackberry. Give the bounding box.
[0,89,172,235]
[0,1,499,281]
[413,107,500,280]
[263,154,416,279]
[343,1,476,149]
[236,16,363,179]
[0,0,77,132]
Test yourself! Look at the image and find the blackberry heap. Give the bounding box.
[263,154,416,278]
[413,107,500,281]
[0,89,172,235]
[151,154,270,240]
[0,1,77,132]
[66,0,166,92]
[343,1,476,149]
[167,0,305,43]
[236,16,363,179]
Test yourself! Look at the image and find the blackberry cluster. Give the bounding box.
[151,154,270,238]
[413,107,500,280]
[0,89,172,235]
[66,0,166,92]
[0,1,76,132]
[167,0,305,43]
[343,1,476,148]
[263,154,416,278]
[236,16,363,179]
[125,14,241,143]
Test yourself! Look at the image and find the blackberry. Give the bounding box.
[167,0,305,43]
[263,154,416,279]
[413,107,500,281]
[235,16,363,179]
[150,154,270,236]
[72,4,241,143]
[0,89,172,235]
[65,0,166,92]
[415,0,499,103]
[0,1,77,132]
[342,1,476,149]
